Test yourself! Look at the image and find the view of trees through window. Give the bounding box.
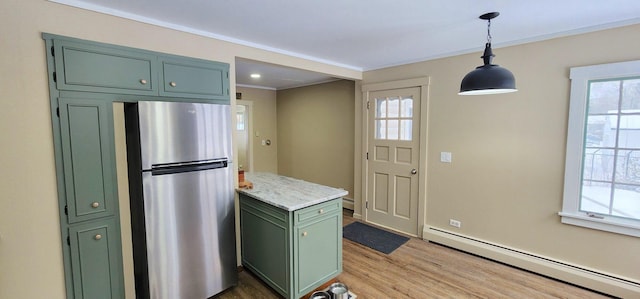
[582,77,640,220]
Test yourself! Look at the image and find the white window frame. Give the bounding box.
[560,60,640,238]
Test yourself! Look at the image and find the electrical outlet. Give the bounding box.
[449,219,461,228]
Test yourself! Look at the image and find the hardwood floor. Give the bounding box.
[217,210,612,299]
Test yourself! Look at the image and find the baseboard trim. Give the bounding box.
[342,197,354,211]
[423,226,639,298]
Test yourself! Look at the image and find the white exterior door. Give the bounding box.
[366,86,422,236]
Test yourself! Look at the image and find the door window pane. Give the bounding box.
[387,120,399,140]
[400,120,412,141]
[376,120,387,139]
[387,97,399,118]
[374,96,413,141]
[401,97,413,117]
[376,98,387,118]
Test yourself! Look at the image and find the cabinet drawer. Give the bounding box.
[68,218,123,299]
[54,40,157,95]
[159,56,229,100]
[240,194,288,227]
[295,199,342,224]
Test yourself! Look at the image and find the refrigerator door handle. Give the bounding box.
[149,160,228,176]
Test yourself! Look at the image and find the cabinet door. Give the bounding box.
[159,56,229,100]
[239,195,291,297]
[294,201,343,297]
[69,218,123,299]
[54,39,157,95]
[59,98,116,223]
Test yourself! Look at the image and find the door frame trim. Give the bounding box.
[360,77,430,237]
[236,100,254,173]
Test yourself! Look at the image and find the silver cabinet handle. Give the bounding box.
[411,169,417,175]
[94,234,102,240]
[319,209,324,214]
[91,202,100,208]
[140,79,147,85]
[302,232,308,237]
[169,81,177,87]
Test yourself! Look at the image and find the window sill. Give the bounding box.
[559,212,640,237]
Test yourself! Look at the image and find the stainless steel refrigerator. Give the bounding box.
[125,101,237,299]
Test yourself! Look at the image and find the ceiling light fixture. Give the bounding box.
[459,12,517,95]
[250,73,261,79]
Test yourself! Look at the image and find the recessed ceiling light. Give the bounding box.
[250,73,261,79]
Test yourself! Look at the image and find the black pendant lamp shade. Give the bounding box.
[459,12,517,95]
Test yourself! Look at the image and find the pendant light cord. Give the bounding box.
[486,19,492,44]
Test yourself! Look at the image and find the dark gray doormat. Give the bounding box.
[343,222,409,254]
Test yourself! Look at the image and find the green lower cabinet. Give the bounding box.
[239,195,342,299]
[294,212,342,296]
[68,218,123,299]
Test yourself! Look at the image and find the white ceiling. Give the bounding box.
[52,0,640,89]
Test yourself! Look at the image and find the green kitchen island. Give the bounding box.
[237,172,348,299]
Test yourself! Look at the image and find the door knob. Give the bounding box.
[91,202,100,208]
[139,79,147,85]
[169,81,177,87]
[411,169,417,175]
[302,232,308,237]
[94,234,102,240]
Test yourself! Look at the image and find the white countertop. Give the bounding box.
[237,172,348,211]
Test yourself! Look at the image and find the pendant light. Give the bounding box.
[459,12,517,95]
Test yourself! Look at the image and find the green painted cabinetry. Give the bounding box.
[68,218,123,299]
[44,33,231,299]
[53,39,157,95]
[58,97,124,299]
[294,200,342,296]
[52,37,230,101]
[58,98,117,223]
[159,56,229,100]
[239,194,342,299]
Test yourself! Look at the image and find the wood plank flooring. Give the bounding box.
[217,210,612,299]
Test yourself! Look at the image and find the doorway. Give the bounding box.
[362,78,430,237]
[236,101,253,172]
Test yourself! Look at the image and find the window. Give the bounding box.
[375,96,413,141]
[236,106,246,131]
[561,60,640,237]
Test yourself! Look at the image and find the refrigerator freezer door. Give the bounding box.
[141,166,237,299]
[138,101,232,170]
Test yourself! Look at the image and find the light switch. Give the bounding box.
[440,152,452,163]
[255,131,260,137]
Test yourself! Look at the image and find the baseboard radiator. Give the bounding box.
[423,226,639,298]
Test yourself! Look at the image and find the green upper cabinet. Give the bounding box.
[49,35,230,102]
[159,56,229,100]
[53,39,157,95]
[59,97,117,223]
